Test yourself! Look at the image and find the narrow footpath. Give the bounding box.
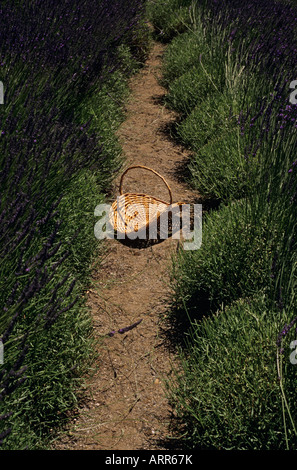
[54,40,199,451]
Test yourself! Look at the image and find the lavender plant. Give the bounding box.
[149,0,297,449]
[0,0,147,449]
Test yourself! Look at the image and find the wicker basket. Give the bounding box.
[109,165,184,240]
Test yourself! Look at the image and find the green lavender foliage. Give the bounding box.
[0,0,149,449]
[148,0,297,450]
[167,295,297,450]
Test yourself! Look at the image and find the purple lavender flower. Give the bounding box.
[107,319,143,337]
[0,0,149,448]
[118,319,143,334]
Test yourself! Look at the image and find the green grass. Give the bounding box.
[175,93,235,150]
[0,169,103,449]
[165,63,218,115]
[188,126,250,200]
[167,295,297,450]
[160,31,209,86]
[159,24,264,201]
[171,200,274,326]
[146,0,193,41]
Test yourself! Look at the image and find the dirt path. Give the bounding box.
[54,40,199,451]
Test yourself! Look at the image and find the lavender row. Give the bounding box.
[0,0,145,448]
[197,0,297,345]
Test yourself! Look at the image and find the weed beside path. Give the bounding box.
[53,41,199,450]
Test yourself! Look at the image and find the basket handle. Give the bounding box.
[119,165,173,205]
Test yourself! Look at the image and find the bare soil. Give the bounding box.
[54,40,199,451]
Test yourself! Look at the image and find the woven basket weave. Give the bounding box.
[109,165,184,239]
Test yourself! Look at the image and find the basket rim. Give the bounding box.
[119,165,173,205]
[112,192,171,206]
